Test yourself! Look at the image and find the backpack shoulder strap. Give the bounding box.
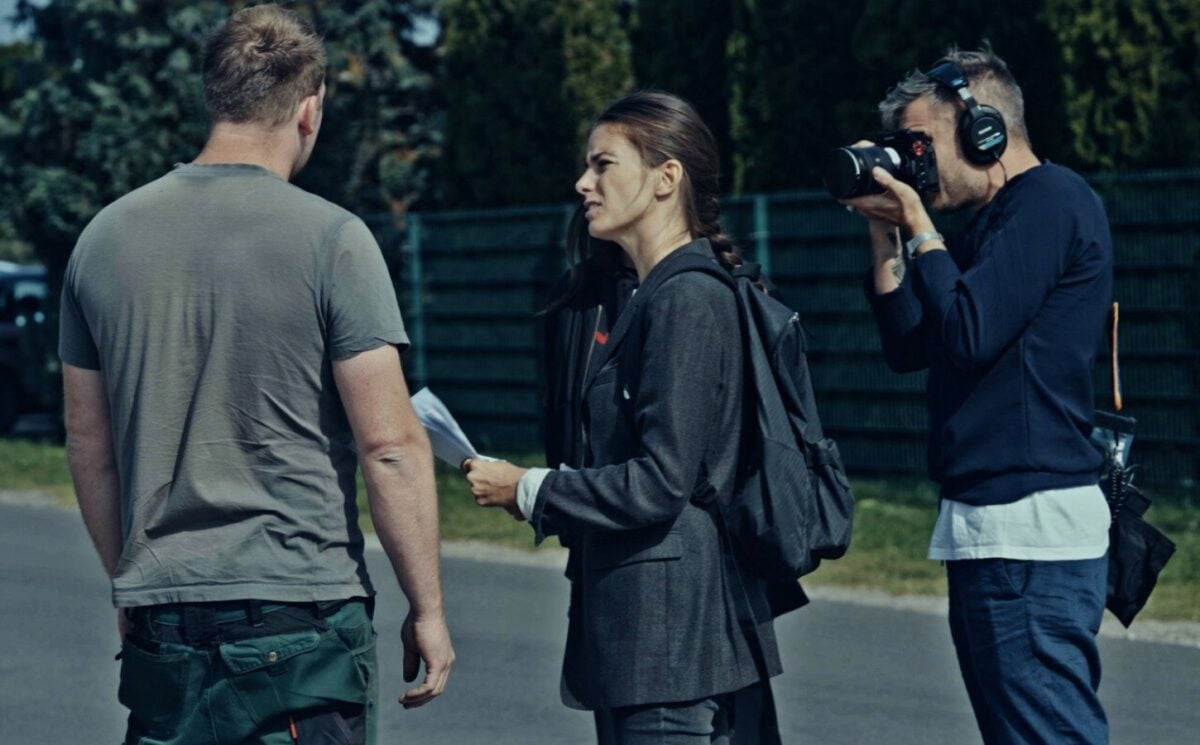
[643,252,735,292]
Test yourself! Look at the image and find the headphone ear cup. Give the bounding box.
[959,105,1008,165]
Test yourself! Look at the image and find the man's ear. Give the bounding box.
[655,159,685,198]
[297,94,321,136]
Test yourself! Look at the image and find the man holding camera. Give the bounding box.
[844,48,1114,743]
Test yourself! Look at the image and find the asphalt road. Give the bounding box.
[2,502,1197,744]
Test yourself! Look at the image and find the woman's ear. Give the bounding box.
[655,159,685,198]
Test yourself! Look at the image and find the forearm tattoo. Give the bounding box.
[889,227,906,284]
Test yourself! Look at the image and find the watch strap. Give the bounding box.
[905,230,944,259]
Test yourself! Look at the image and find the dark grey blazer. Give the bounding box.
[531,240,791,711]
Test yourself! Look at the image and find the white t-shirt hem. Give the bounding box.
[928,543,1109,562]
[926,484,1110,562]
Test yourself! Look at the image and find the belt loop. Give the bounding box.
[247,600,264,628]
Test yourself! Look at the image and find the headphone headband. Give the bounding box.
[923,58,1008,164]
[926,60,982,114]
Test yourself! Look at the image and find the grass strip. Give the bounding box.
[4,439,1196,621]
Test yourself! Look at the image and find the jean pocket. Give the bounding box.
[999,558,1032,598]
[117,637,192,737]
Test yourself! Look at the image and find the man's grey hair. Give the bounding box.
[879,44,1029,144]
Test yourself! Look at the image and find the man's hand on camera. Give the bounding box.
[843,166,936,239]
[839,150,942,295]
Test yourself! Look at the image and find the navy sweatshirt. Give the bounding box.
[866,163,1113,506]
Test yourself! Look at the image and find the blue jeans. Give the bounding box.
[593,681,780,745]
[947,556,1108,744]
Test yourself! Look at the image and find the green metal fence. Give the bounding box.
[364,170,1200,487]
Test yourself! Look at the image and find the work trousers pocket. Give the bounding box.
[215,628,371,738]
[117,637,195,739]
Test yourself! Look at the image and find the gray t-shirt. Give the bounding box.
[59,163,408,607]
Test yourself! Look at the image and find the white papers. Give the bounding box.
[410,388,497,468]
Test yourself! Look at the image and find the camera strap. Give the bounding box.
[1109,301,1122,411]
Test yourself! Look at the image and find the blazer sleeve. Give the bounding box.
[530,275,735,539]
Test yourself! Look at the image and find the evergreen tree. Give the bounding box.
[729,0,1069,190]
[1045,0,1200,170]
[0,41,34,262]
[561,0,635,145]
[294,1,441,214]
[729,0,869,192]
[630,0,735,185]
[441,0,631,208]
[1148,0,1200,168]
[849,0,1069,166]
[0,1,218,281]
[0,41,33,108]
[0,0,439,280]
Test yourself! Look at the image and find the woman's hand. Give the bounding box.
[463,458,528,520]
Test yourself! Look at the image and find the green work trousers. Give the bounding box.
[118,598,378,745]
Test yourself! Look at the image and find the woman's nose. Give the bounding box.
[576,169,593,196]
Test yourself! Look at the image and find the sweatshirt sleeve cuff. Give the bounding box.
[912,248,961,310]
[863,269,924,335]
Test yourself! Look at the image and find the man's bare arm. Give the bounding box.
[63,364,122,577]
[64,363,128,640]
[333,345,453,708]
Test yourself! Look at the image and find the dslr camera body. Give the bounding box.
[825,130,939,200]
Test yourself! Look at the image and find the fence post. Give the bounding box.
[753,194,772,276]
[406,213,427,390]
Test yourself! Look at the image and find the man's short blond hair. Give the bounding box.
[202,4,325,126]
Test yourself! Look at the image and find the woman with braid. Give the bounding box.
[465,91,803,744]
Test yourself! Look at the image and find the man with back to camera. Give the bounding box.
[58,5,453,743]
[844,47,1113,743]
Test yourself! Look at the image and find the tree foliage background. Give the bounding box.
[0,0,1197,261]
[0,0,439,279]
[439,0,1198,202]
[440,0,632,207]
[630,0,735,188]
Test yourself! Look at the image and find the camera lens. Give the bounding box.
[824,145,902,200]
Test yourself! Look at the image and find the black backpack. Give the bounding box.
[644,253,855,579]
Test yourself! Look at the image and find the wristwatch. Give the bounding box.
[905,230,944,259]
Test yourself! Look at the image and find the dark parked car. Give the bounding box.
[0,263,51,433]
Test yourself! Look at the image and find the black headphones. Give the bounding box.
[925,59,1008,165]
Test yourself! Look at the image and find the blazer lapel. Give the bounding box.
[580,239,718,395]
[581,290,642,395]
